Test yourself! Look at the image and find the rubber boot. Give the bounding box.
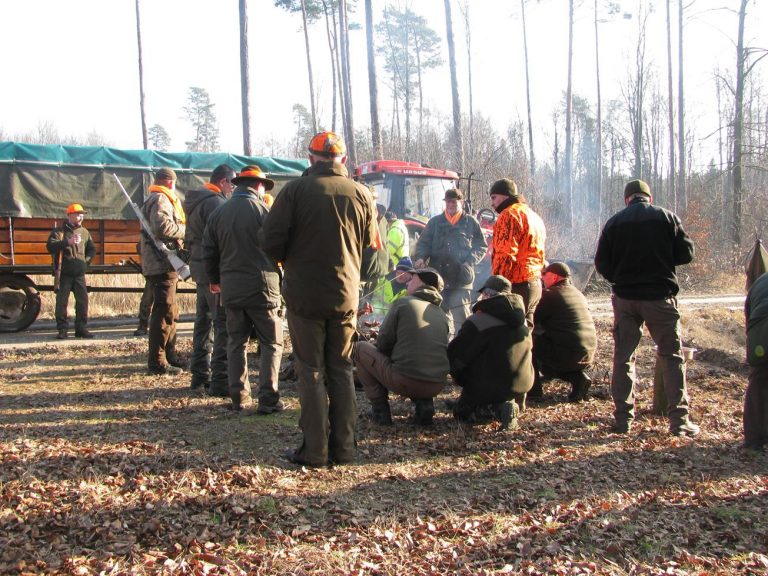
[413,398,435,426]
[492,401,519,431]
[528,374,544,401]
[368,400,393,425]
[567,371,592,402]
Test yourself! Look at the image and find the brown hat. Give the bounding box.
[490,178,518,197]
[477,275,511,294]
[406,267,444,292]
[543,261,571,278]
[624,179,651,198]
[155,167,177,182]
[444,188,464,201]
[232,165,275,190]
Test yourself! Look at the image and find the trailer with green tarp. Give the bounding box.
[0,142,307,332]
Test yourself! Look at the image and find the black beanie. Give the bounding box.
[490,178,518,197]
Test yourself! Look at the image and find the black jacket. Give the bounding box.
[448,293,534,403]
[594,196,694,300]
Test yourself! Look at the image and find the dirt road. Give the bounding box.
[0,294,745,350]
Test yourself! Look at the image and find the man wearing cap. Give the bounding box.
[46,203,96,339]
[488,178,547,327]
[183,164,236,395]
[141,168,187,375]
[353,267,451,426]
[360,202,389,288]
[262,131,377,467]
[413,188,487,331]
[203,165,284,414]
[370,256,414,315]
[595,179,699,437]
[530,262,597,402]
[447,275,534,430]
[385,211,409,270]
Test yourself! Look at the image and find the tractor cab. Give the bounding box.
[353,160,460,237]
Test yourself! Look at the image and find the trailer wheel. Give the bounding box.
[0,274,42,333]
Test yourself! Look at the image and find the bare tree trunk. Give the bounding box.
[522,0,535,176]
[338,0,356,166]
[239,0,252,155]
[666,0,676,211]
[564,0,575,229]
[135,0,148,149]
[553,112,561,198]
[677,0,686,211]
[322,0,339,131]
[593,0,602,225]
[404,10,412,158]
[301,0,318,134]
[631,10,648,179]
[444,0,464,172]
[459,1,474,159]
[365,0,382,159]
[416,48,424,160]
[731,0,748,248]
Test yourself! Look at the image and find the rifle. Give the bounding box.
[112,173,191,281]
[52,221,62,292]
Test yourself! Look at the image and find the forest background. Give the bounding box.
[1,0,767,276]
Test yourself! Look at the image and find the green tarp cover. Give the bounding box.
[0,142,308,219]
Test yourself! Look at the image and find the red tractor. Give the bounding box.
[353,159,494,254]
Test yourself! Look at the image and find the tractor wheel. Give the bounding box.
[0,274,42,333]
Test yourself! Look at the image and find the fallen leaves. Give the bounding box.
[0,312,767,574]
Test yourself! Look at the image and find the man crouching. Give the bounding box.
[447,275,534,430]
[353,268,451,426]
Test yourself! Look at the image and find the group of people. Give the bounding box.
[357,179,596,433]
[53,129,768,464]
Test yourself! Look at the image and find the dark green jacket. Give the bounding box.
[262,161,376,319]
[533,278,597,370]
[377,285,450,382]
[46,221,95,277]
[745,272,768,365]
[448,293,533,403]
[202,187,280,309]
[183,186,226,283]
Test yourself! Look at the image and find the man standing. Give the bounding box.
[447,275,533,430]
[262,131,376,467]
[744,271,768,451]
[133,278,153,337]
[530,262,597,402]
[46,203,96,339]
[354,268,451,426]
[413,188,486,331]
[595,179,699,436]
[385,211,409,270]
[203,165,284,414]
[183,164,235,395]
[141,168,186,376]
[488,178,547,327]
